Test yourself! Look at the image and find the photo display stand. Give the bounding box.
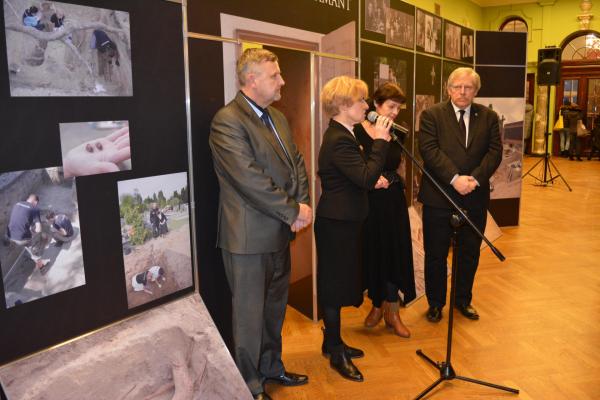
[0,0,199,370]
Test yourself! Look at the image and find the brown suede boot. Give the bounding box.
[383,301,410,338]
[364,306,383,328]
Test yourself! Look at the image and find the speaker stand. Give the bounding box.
[523,85,572,191]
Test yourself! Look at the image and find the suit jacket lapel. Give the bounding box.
[234,93,292,168]
[466,103,478,149]
[445,101,466,148]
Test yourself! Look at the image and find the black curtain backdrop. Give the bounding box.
[0,0,191,365]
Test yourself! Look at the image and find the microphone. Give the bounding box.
[367,111,410,134]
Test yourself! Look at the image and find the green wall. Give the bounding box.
[403,0,595,66]
[481,0,595,65]
[402,0,484,29]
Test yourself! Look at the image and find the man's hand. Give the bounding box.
[291,203,312,232]
[452,175,477,195]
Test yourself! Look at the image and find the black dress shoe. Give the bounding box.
[456,304,480,320]
[265,371,308,386]
[426,306,442,323]
[330,351,364,382]
[253,392,272,400]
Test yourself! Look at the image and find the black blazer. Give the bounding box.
[316,119,389,221]
[417,100,502,210]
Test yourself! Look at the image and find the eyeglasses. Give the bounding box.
[449,84,476,92]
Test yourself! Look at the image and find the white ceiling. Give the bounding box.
[471,0,538,7]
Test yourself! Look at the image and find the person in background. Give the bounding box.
[588,115,600,160]
[209,48,311,400]
[131,266,166,294]
[22,6,45,31]
[558,101,571,157]
[316,75,392,382]
[564,102,583,161]
[355,82,416,338]
[418,67,502,324]
[6,194,50,269]
[46,211,74,246]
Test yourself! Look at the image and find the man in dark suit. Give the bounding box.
[209,48,311,400]
[418,67,502,323]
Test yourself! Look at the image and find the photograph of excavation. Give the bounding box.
[3,0,132,96]
[0,168,85,308]
[118,172,193,309]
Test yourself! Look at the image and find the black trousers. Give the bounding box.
[221,246,290,395]
[422,205,487,308]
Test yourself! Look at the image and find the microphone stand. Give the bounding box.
[386,129,519,399]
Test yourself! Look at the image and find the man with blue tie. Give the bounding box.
[209,48,311,400]
[418,67,502,323]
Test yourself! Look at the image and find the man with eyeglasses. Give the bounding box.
[418,67,502,323]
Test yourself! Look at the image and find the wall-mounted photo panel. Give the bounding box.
[361,41,414,131]
[415,8,441,56]
[0,168,85,308]
[462,32,474,60]
[0,295,251,400]
[364,0,388,34]
[363,0,414,49]
[117,172,193,309]
[444,20,461,60]
[385,1,414,50]
[412,55,441,206]
[476,97,525,200]
[3,0,132,96]
[59,121,131,178]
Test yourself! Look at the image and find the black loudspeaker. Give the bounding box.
[538,47,561,63]
[537,58,560,85]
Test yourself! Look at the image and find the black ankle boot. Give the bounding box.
[321,328,364,359]
[329,345,364,382]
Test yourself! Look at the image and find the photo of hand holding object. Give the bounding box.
[63,127,131,178]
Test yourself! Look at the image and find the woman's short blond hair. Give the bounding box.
[321,76,368,116]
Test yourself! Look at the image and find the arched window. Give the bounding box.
[500,17,527,33]
[561,31,600,61]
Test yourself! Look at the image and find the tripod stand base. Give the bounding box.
[414,349,519,399]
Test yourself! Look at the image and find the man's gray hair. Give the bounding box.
[237,48,278,86]
[448,67,481,91]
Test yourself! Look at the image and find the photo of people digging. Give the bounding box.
[3,0,132,96]
[0,168,86,308]
[117,172,193,309]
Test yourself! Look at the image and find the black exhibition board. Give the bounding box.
[0,0,193,365]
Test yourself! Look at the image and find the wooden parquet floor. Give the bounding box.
[270,156,600,400]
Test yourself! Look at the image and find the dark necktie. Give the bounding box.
[261,110,292,164]
[459,109,467,144]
